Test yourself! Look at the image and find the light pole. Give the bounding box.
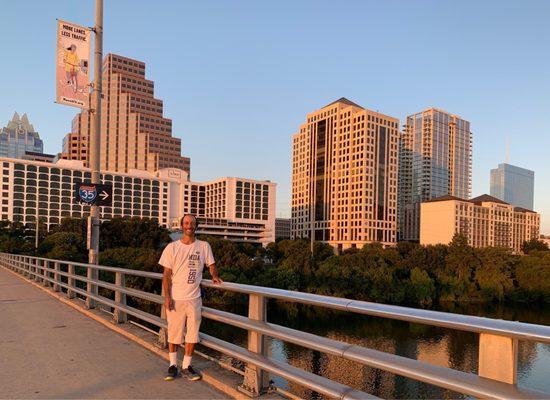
[310,131,316,255]
[35,197,39,249]
[86,0,103,309]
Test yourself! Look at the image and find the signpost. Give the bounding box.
[74,182,112,206]
[55,0,103,308]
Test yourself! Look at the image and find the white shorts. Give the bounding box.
[166,297,202,344]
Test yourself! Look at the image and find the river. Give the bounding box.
[199,300,550,399]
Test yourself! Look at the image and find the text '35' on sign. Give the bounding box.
[74,182,112,206]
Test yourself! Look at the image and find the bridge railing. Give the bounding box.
[2,252,550,400]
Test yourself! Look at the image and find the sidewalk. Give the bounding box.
[0,267,230,399]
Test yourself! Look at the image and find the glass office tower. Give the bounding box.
[490,163,534,210]
[0,112,44,159]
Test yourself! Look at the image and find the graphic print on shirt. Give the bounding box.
[187,251,201,284]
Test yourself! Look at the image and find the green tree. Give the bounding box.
[474,247,515,301]
[50,217,87,239]
[0,221,34,254]
[521,238,549,254]
[315,253,363,298]
[100,217,171,250]
[276,239,331,291]
[265,241,284,264]
[38,232,86,262]
[443,233,480,301]
[515,252,550,302]
[407,267,436,307]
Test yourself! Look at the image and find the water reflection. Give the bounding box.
[199,302,550,399]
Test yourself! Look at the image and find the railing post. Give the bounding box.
[113,271,127,324]
[67,263,76,299]
[34,258,40,282]
[239,294,269,397]
[86,265,98,309]
[42,260,50,287]
[478,333,518,384]
[157,287,168,349]
[25,256,30,278]
[53,261,60,292]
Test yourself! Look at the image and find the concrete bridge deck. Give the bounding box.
[0,267,230,399]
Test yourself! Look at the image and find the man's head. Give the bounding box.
[180,214,198,237]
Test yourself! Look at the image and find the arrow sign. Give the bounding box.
[74,183,112,206]
[99,190,109,201]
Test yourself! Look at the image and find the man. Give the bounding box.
[159,214,223,381]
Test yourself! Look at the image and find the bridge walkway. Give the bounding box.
[0,267,230,399]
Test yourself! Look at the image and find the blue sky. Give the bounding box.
[1,0,550,233]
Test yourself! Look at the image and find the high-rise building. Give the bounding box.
[1,113,44,159]
[490,163,534,210]
[398,108,472,241]
[420,194,540,253]
[275,218,291,240]
[59,54,191,176]
[291,98,399,251]
[0,157,276,245]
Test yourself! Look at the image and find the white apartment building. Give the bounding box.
[420,194,540,253]
[171,177,276,245]
[0,157,276,245]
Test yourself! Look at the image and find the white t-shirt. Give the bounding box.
[159,239,215,301]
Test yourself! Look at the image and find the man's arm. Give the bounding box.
[208,263,223,285]
[162,267,174,310]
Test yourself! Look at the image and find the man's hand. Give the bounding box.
[164,297,174,311]
[208,263,223,285]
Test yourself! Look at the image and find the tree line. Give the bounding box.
[1,218,549,308]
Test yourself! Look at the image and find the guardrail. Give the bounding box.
[1,252,549,400]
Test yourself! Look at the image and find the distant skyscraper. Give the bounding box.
[0,112,44,159]
[398,108,472,241]
[59,54,191,176]
[291,98,399,251]
[490,163,534,210]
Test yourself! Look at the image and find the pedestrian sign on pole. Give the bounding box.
[74,182,112,206]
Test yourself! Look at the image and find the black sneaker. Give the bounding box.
[164,365,178,381]
[182,365,202,381]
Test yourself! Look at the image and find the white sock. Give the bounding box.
[169,352,178,367]
[182,355,192,369]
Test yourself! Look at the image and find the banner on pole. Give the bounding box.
[56,20,91,109]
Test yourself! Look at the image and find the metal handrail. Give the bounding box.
[14,253,550,344]
[33,262,164,304]
[12,254,163,279]
[2,252,549,400]
[202,281,550,344]
[201,307,544,399]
